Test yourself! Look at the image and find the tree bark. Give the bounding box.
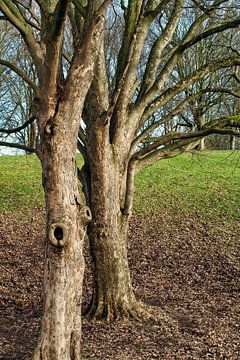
[84,122,143,320]
[33,109,90,360]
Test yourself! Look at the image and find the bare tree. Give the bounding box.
[171,12,240,151]
[0,1,110,359]
[78,0,240,320]
[1,0,240,334]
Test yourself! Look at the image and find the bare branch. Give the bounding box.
[180,18,240,53]
[73,0,87,17]
[133,115,240,160]
[135,17,240,115]
[0,116,36,134]
[95,0,113,17]
[133,86,240,149]
[122,159,136,216]
[135,139,199,172]
[136,57,240,124]
[0,140,35,153]
[51,0,71,40]
[13,0,41,26]
[0,0,44,76]
[0,58,37,90]
[139,0,183,97]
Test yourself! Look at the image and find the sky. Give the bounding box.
[0,146,24,156]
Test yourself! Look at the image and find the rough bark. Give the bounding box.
[87,205,137,320]
[83,118,147,320]
[32,104,91,359]
[29,4,104,356]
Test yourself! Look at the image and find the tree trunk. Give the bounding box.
[84,124,142,320]
[230,135,236,150]
[33,110,91,360]
[199,137,205,151]
[197,115,206,151]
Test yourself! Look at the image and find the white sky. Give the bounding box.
[0,146,24,156]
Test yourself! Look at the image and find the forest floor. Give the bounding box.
[0,206,239,360]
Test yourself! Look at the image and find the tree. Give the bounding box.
[1,0,240,330]
[79,0,240,320]
[0,23,37,152]
[171,12,240,151]
[0,1,109,359]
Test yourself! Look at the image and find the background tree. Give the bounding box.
[172,14,240,151]
[0,21,38,153]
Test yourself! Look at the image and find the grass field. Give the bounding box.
[0,150,239,222]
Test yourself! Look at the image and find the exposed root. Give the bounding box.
[83,299,179,331]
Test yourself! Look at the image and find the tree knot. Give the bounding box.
[80,206,92,225]
[48,221,68,248]
[45,118,57,136]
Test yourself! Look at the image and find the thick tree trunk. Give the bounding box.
[84,124,143,320]
[87,193,136,319]
[33,111,90,359]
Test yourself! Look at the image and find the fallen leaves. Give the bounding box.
[0,209,239,359]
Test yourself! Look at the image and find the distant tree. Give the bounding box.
[206,92,240,150]
[0,21,37,152]
[173,16,240,151]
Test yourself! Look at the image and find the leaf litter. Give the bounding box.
[0,208,239,359]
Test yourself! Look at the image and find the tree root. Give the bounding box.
[83,298,179,330]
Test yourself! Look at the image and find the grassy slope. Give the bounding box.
[0,151,240,223]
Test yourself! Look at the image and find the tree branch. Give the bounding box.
[13,0,41,27]
[109,0,164,143]
[0,0,44,76]
[73,0,87,18]
[180,18,240,53]
[133,115,240,160]
[132,86,240,150]
[51,0,71,40]
[134,16,240,115]
[0,116,36,134]
[122,159,136,216]
[138,0,183,98]
[136,57,240,124]
[135,138,199,172]
[0,58,37,90]
[0,140,35,153]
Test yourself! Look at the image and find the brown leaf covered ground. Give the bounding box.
[0,207,239,360]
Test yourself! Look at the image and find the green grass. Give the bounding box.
[135,150,240,223]
[0,155,42,217]
[0,151,240,223]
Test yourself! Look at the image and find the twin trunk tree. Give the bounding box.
[1,0,240,358]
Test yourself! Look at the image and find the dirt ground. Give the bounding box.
[0,208,239,360]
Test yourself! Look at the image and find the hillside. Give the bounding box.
[1,150,240,221]
[0,151,240,359]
